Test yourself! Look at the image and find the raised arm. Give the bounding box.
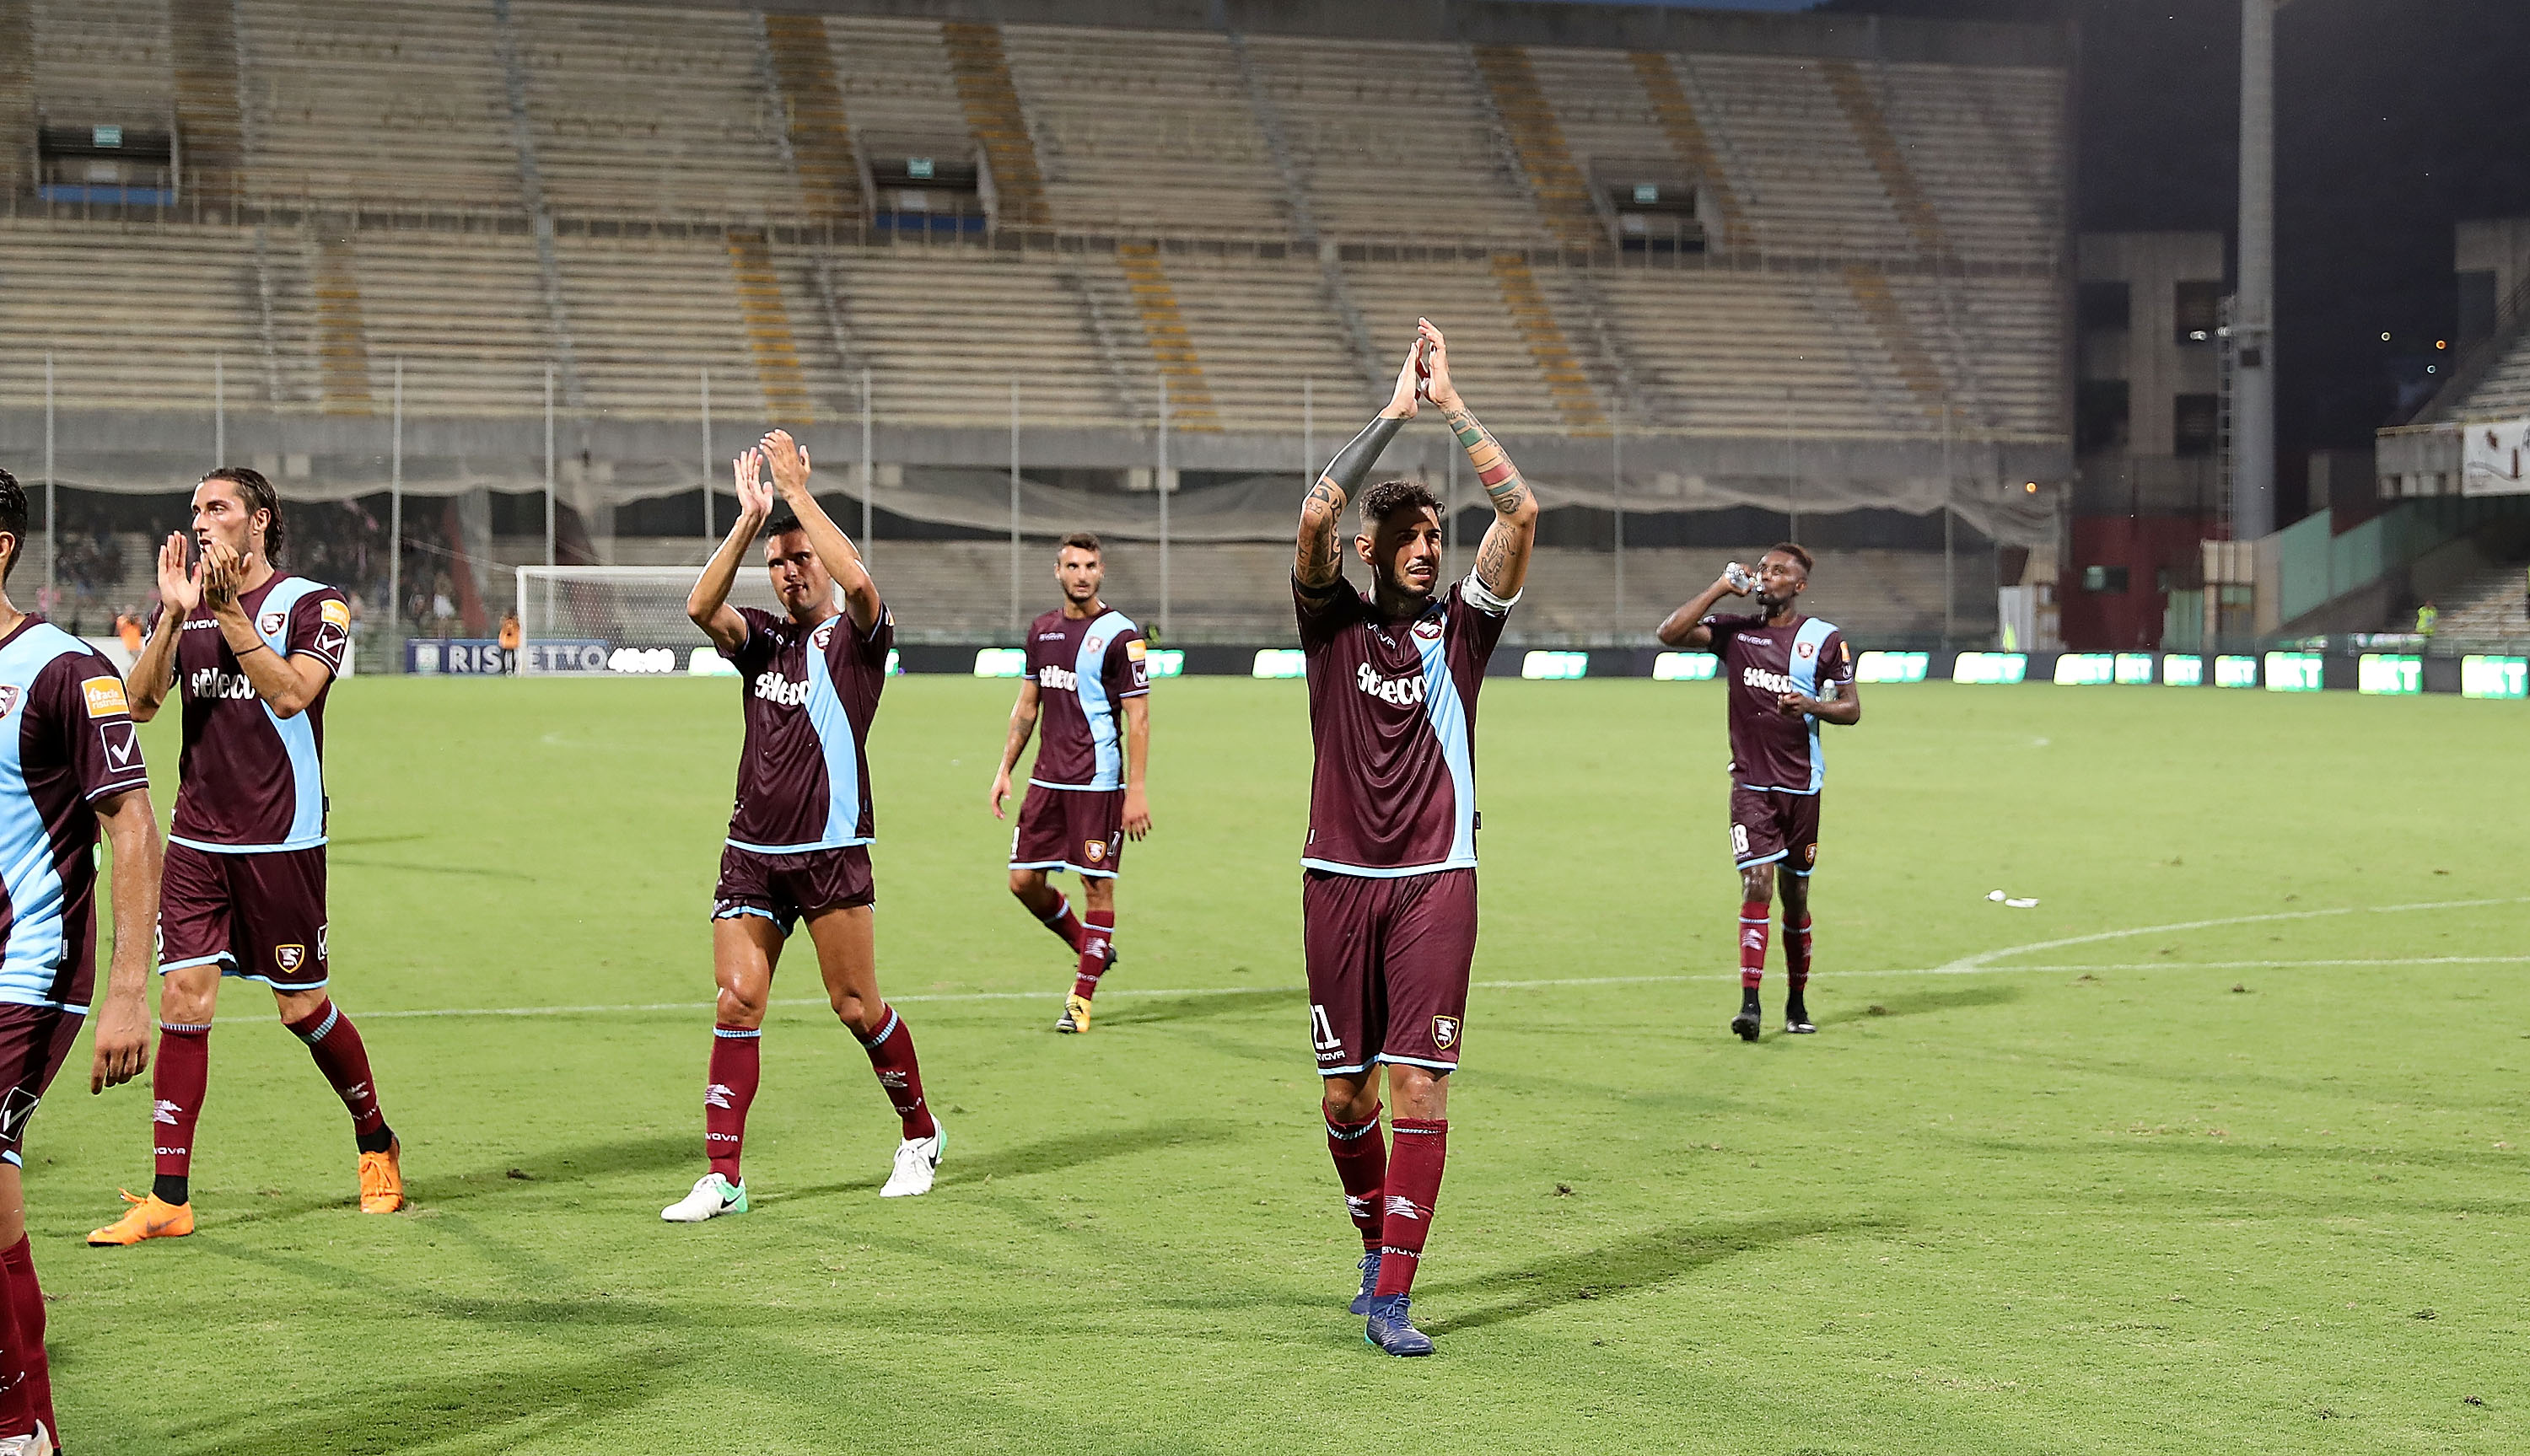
[1420,320,1537,602]
[126,533,196,721]
[687,447,775,655]
[761,430,880,633]
[1298,342,1422,588]
[988,677,1042,819]
[1655,566,1752,649]
[201,541,331,718]
[89,785,161,1093]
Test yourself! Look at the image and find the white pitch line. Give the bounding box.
[356,947,2530,1021]
[1932,895,2530,973]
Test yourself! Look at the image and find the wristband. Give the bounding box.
[234,640,270,658]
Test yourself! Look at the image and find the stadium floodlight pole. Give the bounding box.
[1302,376,1314,495]
[1941,402,1955,649]
[42,352,53,604]
[1009,379,1021,635]
[860,367,873,562]
[700,367,713,542]
[391,357,403,665]
[1612,407,1625,634]
[1784,386,1799,541]
[2231,0,2278,540]
[1159,375,1171,639]
[543,363,557,572]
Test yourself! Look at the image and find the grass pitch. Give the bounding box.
[27,674,2530,1453]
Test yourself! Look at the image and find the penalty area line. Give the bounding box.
[357,952,2530,1022]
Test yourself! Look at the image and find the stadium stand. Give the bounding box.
[0,0,2067,649]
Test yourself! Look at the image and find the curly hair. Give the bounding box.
[1357,477,1442,529]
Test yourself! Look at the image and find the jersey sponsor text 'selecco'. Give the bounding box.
[168,576,347,852]
[720,605,895,853]
[1022,608,1149,791]
[1294,572,1515,876]
[1699,611,1854,794]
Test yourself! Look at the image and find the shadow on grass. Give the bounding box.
[1101,986,1296,1028]
[156,1348,677,1455]
[1840,982,2024,1023]
[756,1117,1244,1206]
[1421,1213,1888,1335]
[202,1134,696,1230]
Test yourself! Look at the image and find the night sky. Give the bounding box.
[1607,0,2530,518]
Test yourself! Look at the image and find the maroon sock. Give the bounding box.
[854,1005,938,1141]
[1036,893,1086,953]
[151,1023,212,1204]
[1325,1104,1387,1249]
[0,1239,48,1443]
[1787,913,1814,1000]
[705,1025,761,1183]
[1739,900,1770,989]
[1073,911,1115,1002]
[283,1000,387,1142]
[1371,1117,1448,1298]
[0,1246,31,1440]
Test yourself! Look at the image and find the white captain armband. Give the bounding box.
[1462,570,1521,615]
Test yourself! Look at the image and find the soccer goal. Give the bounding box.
[510,565,835,676]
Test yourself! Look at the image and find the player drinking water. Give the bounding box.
[664,431,945,1222]
[1656,545,1862,1040]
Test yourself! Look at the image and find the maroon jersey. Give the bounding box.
[0,618,152,1010]
[1701,611,1852,794]
[168,575,347,852]
[1023,606,1148,790]
[1295,571,1513,876]
[720,604,893,853]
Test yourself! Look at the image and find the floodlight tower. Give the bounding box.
[2230,0,2279,540]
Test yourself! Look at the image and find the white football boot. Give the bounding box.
[660,1172,749,1222]
[880,1121,945,1198]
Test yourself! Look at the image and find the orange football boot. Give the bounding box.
[358,1137,403,1213]
[87,1190,193,1246]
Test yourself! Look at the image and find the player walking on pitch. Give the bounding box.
[1655,545,1860,1040]
[94,468,401,1248]
[1295,321,1535,1356]
[989,533,1152,1033]
[665,430,945,1222]
[0,468,158,1452]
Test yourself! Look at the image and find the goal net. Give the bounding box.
[510,566,838,676]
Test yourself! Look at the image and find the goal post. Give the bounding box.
[510,565,832,677]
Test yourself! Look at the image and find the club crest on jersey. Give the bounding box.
[1431,1015,1461,1050]
[274,943,306,972]
[1412,615,1444,642]
[1085,840,1105,864]
[810,620,837,651]
[257,609,287,638]
[1085,635,1104,655]
[0,686,18,720]
[1796,641,1816,659]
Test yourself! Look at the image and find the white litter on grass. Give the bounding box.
[2005,898,2040,909]
[1987,889,2007,902]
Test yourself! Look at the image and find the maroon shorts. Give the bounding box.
[1731,786,1822,875]
[159,841,331,991]
[1301,868,1477,1077]
[713,843,875,934]
[0,1003,82,1165]
[1009,784,1126,878]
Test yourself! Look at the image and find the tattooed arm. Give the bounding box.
[1296,341,1422,588]
[1420,320,1538,602]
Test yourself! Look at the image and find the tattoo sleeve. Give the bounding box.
[1297,415,1404,584]
[1444,405,1531,518]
